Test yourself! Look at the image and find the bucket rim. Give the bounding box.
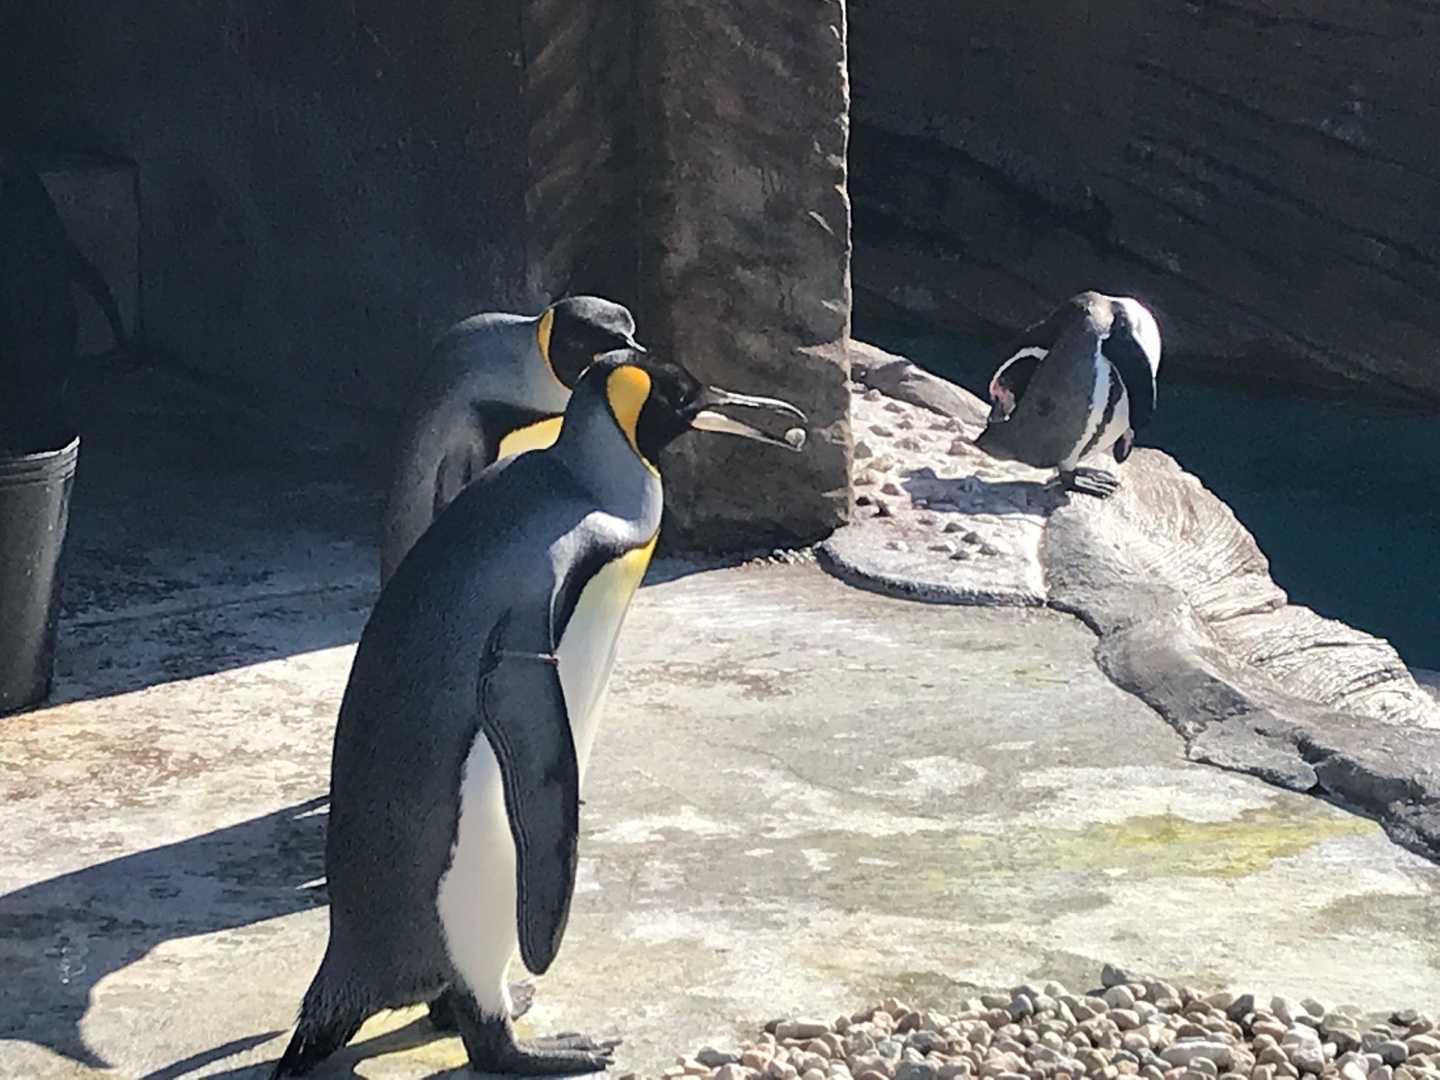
[0,434,81,463]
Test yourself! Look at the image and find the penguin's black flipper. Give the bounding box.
[1113,427,1135,464]
[1102,327,1157,433]
[476,610,580,978]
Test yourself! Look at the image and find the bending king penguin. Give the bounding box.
[381,296,643,585]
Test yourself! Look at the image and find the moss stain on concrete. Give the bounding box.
[1312,892,1440,972]
[797,803,1376,918]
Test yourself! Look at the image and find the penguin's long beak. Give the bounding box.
[622,335,647,354]
[689,387,808,452]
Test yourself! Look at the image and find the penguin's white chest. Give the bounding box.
[434,537,655,1009]
[554,538,657,773]
[1068,349,1131,469]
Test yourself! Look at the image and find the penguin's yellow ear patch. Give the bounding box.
[536,307,556,375]
[605,364,652,457]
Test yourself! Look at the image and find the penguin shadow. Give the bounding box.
[0,797,328,1073]
[900,466,1066,517]
[195,1014,449,1079]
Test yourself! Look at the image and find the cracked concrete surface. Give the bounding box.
[1,367,1438,1079]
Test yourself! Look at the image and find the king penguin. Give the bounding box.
[974,290,1162,497]
[379,295,644,585]
[274,352,807,1078]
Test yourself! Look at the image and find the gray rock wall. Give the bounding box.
[637,0,854,549]
[2,0,533,410]
[2,0,854,548]
[850,0,1440,405]
[521,0,640,310]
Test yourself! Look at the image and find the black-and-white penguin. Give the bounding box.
[380,296,644,585]
[974,291,1161,497]
[274,352,806,1078]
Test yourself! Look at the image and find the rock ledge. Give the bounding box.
[821,341,1440,863]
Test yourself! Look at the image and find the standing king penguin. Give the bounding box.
[974,291,1162,497]
[380,296,644,585]
[275,352,806,1078]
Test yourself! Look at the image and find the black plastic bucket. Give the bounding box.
[0,435,78,714]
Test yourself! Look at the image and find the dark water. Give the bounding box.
[856,318,1440,670]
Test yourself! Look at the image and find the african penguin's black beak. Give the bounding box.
[688,386,808,452]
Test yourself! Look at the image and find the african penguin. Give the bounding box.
[380,295,644,585]
[975,291,1161,498]
[274,352,807,1078]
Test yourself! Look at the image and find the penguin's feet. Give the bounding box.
[1060,466,1121,499]
[430,981,536,1031]
[483,1032,618,1076]
[454,997,618,1076]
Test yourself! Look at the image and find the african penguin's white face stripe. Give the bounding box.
[990,345,1049,400]
[1110,296,1162,376]
[1003,345,1049,368]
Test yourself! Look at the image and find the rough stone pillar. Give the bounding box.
[635,0,853,550]
[521,0,641,312]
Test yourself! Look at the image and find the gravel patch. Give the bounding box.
[648,971,1439,1080]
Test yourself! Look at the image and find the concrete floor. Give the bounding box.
[2,369,1438,1079]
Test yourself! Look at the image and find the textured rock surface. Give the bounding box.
[820,343,1051,605]
[3,0,536,409]
[2,0,853,551]
[830,345,1440,861]
[849,0,1440,405]
[639,0,854,550]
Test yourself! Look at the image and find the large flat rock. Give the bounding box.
[824,345,1440,863]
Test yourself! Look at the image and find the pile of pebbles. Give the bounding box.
[649,968,1440,1080]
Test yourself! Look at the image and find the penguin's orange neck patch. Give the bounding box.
[604,365,657,474]
[536,307,559,385]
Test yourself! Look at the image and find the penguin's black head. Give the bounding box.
[587,351,808,468]
[544,296,645,388]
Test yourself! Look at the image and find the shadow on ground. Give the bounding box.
[900,468,1060,516]
[0,798,328,1068]
[18,363,384,709]
[190,1016,452,1079]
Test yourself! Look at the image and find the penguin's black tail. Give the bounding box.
[272,962,367,1077]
